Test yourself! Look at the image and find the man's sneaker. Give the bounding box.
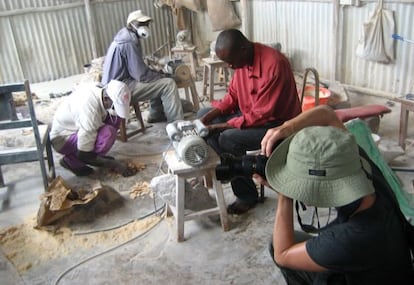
[227,199,256,215]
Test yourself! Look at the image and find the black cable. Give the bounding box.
[391,167,414,173]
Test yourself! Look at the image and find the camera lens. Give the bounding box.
[215,154,268,182]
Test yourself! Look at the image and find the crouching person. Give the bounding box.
[50,80,137,177]
[258,106,413,284]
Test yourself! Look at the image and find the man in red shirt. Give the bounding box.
[199,29,301,214]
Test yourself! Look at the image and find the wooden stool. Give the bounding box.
[174,64,200,112]
[395,94,414,150]
[171,46,197,79]
[118,102,145,142]
[177,79,200,112]
[164,146,230,242]
[202,58,230,102]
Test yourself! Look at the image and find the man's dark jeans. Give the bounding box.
[268,231,346,285]
[197,108,282,204]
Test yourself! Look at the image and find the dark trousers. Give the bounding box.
[269,231,317,285]
[269,231,346,285]
[197,108,282,204]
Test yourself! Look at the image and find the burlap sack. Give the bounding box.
[206,0,241,32]
[355,0,395,63]
[175,0,203,12]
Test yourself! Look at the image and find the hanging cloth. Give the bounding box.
[355,0,395,63]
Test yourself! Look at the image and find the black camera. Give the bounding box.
[215,153,268,182]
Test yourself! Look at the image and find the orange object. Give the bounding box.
[301,85,331,112]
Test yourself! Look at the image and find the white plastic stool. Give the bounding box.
[164,146,230,242]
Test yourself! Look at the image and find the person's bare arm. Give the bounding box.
[200,108,233,133]
[200,108,222,125]
[261,105,346,156]
[273,195,327,272]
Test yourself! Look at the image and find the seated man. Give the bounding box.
[198,29,302,214]
[259,105,413,284]
[101,9,183,123]
[50,80,136,177]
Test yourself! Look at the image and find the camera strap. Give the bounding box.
[295,201,332,234]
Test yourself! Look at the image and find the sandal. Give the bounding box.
[59,158,93,177]
[227,199,256,215]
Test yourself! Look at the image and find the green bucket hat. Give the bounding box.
[265,126,375,207]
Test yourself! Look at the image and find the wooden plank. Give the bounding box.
[184,207,220,220]
[0,120,32,130]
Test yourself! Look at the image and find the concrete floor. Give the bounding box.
[0,73,414,285]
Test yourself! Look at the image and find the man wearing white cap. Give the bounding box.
[50,80,137,177]
[101,9,183,123]
[258,106,413,284]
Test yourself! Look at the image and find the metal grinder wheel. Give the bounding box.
[174,64,192,83]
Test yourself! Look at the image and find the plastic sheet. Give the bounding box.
[345,119,414,223]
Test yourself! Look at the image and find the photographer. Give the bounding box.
[257,105,413,284]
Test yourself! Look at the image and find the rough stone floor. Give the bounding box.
[0,74,413,285]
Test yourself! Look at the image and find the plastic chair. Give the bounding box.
[0,80,56,203]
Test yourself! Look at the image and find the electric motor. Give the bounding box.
[166,120,209,166]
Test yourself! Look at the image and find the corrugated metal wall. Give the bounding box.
[0,0,175,84]
[341,1,414,96]
[2,0,413,98]
[249,0,334,80]
[249,0,414,98]
[193,0,414,98]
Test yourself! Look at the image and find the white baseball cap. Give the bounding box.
[105,80,131,119]
[127,10,152,26]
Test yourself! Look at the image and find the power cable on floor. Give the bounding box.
[54,142,174,283]
[156,141,172,176]
[54,207,166,285]
[73,203,165,235]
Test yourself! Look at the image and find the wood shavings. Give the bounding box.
[21,128,33,136]
[128,161,146,171]
[107,161,146,178]
[129,181,152,200]
[0,214,161,274]
[12,91,39,106]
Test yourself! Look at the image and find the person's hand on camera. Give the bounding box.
[252,173,270,188]
[261,123,294,157]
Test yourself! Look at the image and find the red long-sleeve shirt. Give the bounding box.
[212,43,302,128]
